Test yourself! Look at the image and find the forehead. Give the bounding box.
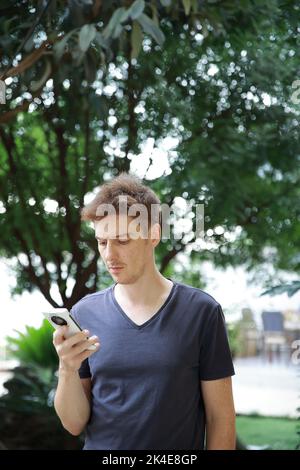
[94,214,149,239]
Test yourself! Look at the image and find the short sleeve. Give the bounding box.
[199,303,235,381]
[78,358,92,379]
[70,305,92,379]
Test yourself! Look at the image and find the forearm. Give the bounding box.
[205,418,236,450]
[54,367,91,436]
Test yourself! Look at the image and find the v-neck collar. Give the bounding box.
[110,278,177,330]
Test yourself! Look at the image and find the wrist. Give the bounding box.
[58,361,78,375]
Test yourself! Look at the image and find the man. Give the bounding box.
[53,172,236,450]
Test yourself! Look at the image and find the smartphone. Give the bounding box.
[42,308,97,351]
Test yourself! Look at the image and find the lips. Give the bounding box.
[109,266,124,273]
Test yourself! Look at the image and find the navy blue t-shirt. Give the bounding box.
[70,279,235,450]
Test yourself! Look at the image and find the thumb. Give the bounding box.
[53,325,68,346]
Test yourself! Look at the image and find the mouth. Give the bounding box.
[109,266,124,273]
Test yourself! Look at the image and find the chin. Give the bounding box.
[122,275,142,285]
[117,278,132,285]
[112,273,133,284]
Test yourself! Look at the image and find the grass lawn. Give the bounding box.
[236,414,299,450]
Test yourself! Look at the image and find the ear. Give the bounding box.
[150,223,161,248]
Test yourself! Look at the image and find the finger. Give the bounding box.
[66,335,99,357]
[53,326,68,346]
[63,330,90,349]
[76,342,100,362]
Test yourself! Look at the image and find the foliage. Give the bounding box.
[261,281,300,298]
[261,280,300,451]
[1,0,280,88]
[226,321,241,359]
[236,414,299,451]
[5,319,58,369]
[0,1,299,308]
[0,321,83,449]
[0,364,82,449]
[0,363,57,414]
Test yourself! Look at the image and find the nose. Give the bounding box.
[105,241,118,263]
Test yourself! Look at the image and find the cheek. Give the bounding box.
[121,246,138,263]
[130,244,149,262]
[123,247,134,260]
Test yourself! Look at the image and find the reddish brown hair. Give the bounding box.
[81,172,161,227]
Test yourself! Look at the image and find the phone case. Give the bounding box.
[42,308,96,350]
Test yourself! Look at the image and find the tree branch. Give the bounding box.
[68,253,98,307]
[13,228,59,307]
[0,126,53,291]
[80,106,91,206]
[159,243,186,274]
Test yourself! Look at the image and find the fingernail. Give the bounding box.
[83,329,89,334]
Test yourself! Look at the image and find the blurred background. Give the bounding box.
[0,0,299,450]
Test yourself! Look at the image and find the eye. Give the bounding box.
[97,240,106,246]
[118,239,129,245]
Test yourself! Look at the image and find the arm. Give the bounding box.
[54,371,91,436]
[53,326,99,436]
[201,376,236,450]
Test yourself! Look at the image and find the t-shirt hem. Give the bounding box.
[199,370,235,381]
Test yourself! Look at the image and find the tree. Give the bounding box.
[0,0,299,308]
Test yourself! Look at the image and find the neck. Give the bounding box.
[115,265,172,305]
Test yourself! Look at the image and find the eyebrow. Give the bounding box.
[95,234,129,241]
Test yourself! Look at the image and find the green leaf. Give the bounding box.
[191,0,198,12]
[72,47,85,65]
[137,13,165,46]
[128,0,145,20]
[79,24,96,52]
[24,34,35,53]
[131,20,143,59]
[261,281,300,298]
[5,320,58,369]
[182,0,191,16]
[30,58,52,92]
[112,23,123,40]
[94,31,109,50]
[103,7,129,39]
[53,30,76,60]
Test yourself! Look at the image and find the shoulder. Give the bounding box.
[175,280,221,311]
[173,280,225,328]
[70,285,113,317]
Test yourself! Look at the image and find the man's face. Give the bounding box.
[95,214,160,284]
